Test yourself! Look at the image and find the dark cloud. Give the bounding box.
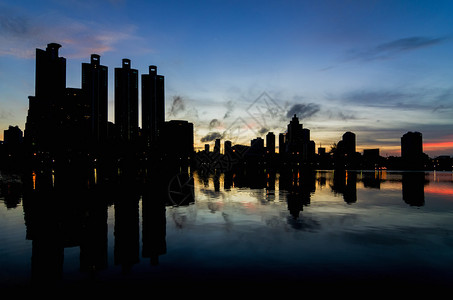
[168,96,185,116]
[347,36,446,62]
[200,132,223,143]
[286,103,320,120]
[209,118,221,129]
[258,127,269,135]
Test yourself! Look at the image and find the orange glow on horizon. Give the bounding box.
[424,141,453,150]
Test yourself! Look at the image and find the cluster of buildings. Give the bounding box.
[1,43,194,169]
[0,43,451,171]
[197,119,445,170]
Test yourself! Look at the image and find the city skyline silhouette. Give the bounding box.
[0,43,450,172]
[1,2,453,294]
[1,1,452,158]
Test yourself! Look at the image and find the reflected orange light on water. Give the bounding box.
[425,185,453,198]
[32,171,36,190]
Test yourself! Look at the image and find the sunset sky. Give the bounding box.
[0,0,452,156]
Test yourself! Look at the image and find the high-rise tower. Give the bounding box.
[286,114,303,154]
[142,65,165,149]
[401,131,423,159]
[266,132,275,155]
[25,43,66,152]
[35,43,66,100]
[82,54,108,145]
[115,59,139,143]
[342,131,356,156]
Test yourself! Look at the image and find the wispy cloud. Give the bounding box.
[200,132,223,143]
[286,103,320,119]
[166,95,200,123]
[340,87,453,112]
[345,36,446,62]
[0,6,138,58]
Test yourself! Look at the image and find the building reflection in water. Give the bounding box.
[23,165,108,283]
[279,167,316,218]
[402,172,426,206]
[331,170,357,204]
[19,162,429,284]
[21,160,176,284]
[113,168,140,273]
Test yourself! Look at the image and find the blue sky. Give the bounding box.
[1,0,452,156]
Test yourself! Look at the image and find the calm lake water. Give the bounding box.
[1,168,453,294]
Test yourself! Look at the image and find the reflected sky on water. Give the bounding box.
[1,168,453,293]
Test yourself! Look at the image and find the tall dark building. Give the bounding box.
[35,43,66,100]
[62,87,91,150]
[401,131,423,159]
[142,65,165,149]
[279,133,286,155]
[1,125,24,165]
[401,131,424,169]
[25,43,67,152]
[161,120,194,161]
[82,54,108,145]
[214,139,221,154]
[266,132,275,155]
[250,137,265,157]
[287,114,303,154]
[4,126,23,147]
[115,59,139,143]
[284,114,315,161]
[342,131,356,156]
[224,140,233,157]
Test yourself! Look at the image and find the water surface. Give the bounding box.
[1,169,452,294]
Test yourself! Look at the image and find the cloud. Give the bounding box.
[0,108,13,120]
[223,100,235,119]
[341,88,453,112]
[324,109,358,121]
[258,127,269,135]
[346,36,446,62]
[286,103,320,120]
[209,119,221,129]
[344,90,413,108]
[168,96,186,116]
[0,6,138,58]
[200,132,223,143]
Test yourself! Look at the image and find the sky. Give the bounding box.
[0,0,452,157]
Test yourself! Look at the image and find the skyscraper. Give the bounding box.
[142,65,165,149]
[342,131,356,156]
[287,114,303,154]
[214,139,221,154]
[224,140,233,157]
[401,131,423,166]
[285,114,314,161]
[25,43,66,152]
[4,125,23,151]
[35,43,66,100]
[82,54,108,145]
[115,59,139,143]
[161,120,194,161]
[279,133,286,155]
[266,132,275,155]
